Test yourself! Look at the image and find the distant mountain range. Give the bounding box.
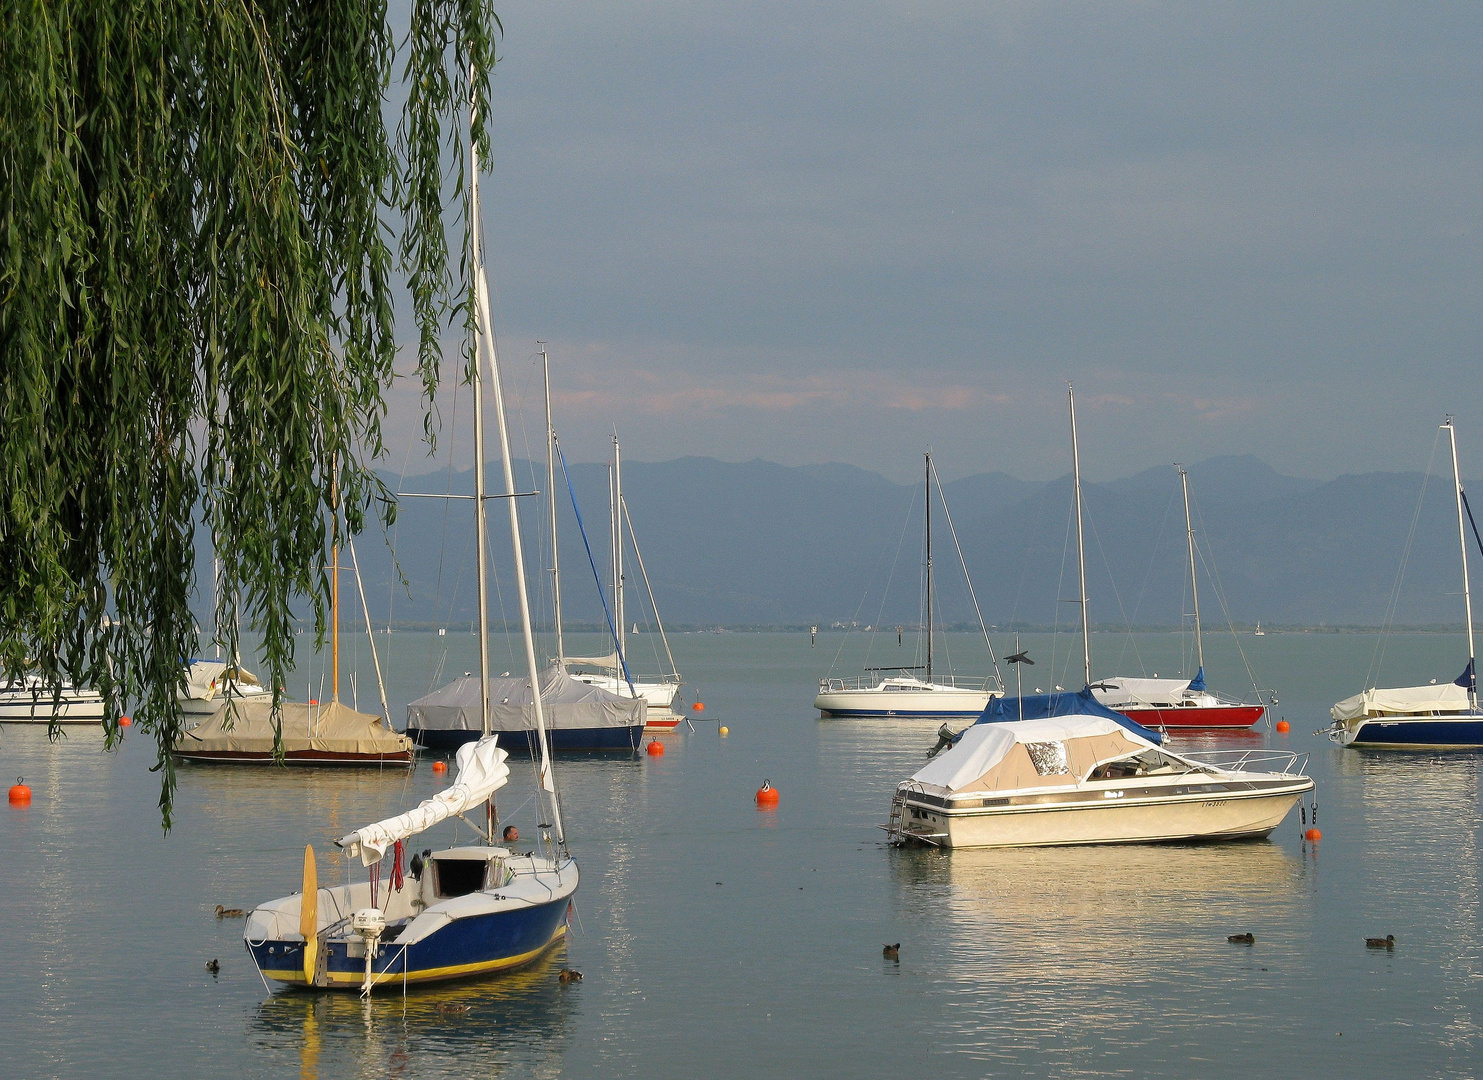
[323,453,1472,631]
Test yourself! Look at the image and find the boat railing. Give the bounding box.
[1185,748,1309,776]
[819,674,998,693]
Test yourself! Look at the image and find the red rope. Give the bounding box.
[391,840,405,892]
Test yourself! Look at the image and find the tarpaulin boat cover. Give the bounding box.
[911,714,1156,793]
[407,665,646,734]
[180,659,263,701]
[174,700,414,756]
[1090,671,1207,709]
[1331,664,1475,722]
[338,736,509,865]
[563,651,621,669]
[977,687,1164,744]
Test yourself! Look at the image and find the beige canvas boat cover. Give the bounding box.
[909,715,1155,795]
[174,700,413,756]
[407,665,645,734]
[1330,681,1470,722]
[180,660,263,701]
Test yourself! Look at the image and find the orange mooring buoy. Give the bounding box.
[432,760,448,774]
[646,738,665,757]
[755,780,779,807]
[119,715,132,727]
[1305,828,1321,843]
[9,777,32,806]
[692,701,706,712]
[1275,719,1290,733]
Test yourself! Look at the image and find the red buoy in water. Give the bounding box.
[692,701,705,712]
[646,738,665,757]
[9,777,32,806]
[1275,719,1290,733]
[1305,828,1321,843]
[755,780,779,807]
[432,760,447,774]
[119,715,132,727]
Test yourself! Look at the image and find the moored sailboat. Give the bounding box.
[1326,418,1483,748]
[243,102,578,989]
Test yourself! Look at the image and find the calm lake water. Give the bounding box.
[2,630,1480,1079]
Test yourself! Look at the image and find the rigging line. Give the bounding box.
[1085,504,1147,679]
[1188,493,1263,697]
[422,373,462,687]
[514,358,551,657]
[870,484,922,675]
[1115,482,1179,676]
[346,536,392,728]
[929,458,1003,688]
[825,491,914,677]
[621,495,680,681]
[1367,431,1442,689]
[1008,481,1051,631]
[557,443,635,686]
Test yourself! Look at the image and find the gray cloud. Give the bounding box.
[385,1,1483,482]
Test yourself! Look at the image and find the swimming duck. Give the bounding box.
[1365,935,1396,950]
[883,943,901,961]
[1227,933,1255,945]
[558,969,583,983]
[436,1002,470,1015]
[205,959,220,975]
[215,905,245,918]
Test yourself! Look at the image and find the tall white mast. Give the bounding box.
[1069,384,1091,689]
[470,86,564,845]
[924,451,933,685]
[1177,465,1204,672]
[1445,418,1476,705]
[468,95,492,742]
[543,347,564,669]
[613,435,626,663]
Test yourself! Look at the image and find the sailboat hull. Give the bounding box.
[409,724,644,752]
[249,893,572,989]
[1115,704,1266,730]
[1335,714,1483,748]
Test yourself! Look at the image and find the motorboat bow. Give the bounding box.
[0,675,105,724]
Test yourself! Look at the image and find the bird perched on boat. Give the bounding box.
[558,969,583,983]
[1366,935,1396,950]
[1227,933,1255,945]
[1006,650,1034,666]
[215,905,245,918]
[883,943,900,961]
[205,959,220,975]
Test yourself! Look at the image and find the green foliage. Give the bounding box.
[0,0,498,824]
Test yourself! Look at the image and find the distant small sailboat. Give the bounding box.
[1254,623,1265,637]
[815,452,1003,718]
[1327,418,1483,748]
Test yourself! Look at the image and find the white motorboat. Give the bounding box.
[815,451,1003,718]
[0,675,105,723]
[886,711,1312,849]
[1325,419,1483,749]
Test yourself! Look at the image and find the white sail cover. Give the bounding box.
[563,651,621,669]
[911,715,1151,793]
[1090,676,1200,707]
[1331,682,1471,722]
[338,736,509,866]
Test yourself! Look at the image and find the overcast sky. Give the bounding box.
[381,2,1483,484]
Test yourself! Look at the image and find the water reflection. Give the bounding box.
[251,946,575,1080]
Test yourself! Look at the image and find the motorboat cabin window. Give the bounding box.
[433,857,489,898]
[1087,749,1193,782]
[1024,741,1070,776]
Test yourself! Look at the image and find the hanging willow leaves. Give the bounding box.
[0,0,499,825]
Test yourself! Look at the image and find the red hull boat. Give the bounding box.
[1114,702,1266,730]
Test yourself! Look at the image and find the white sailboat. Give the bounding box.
[1327,418,1483,748]
[0,675,105,724]
[815,452,1003,718]
[242,91,577,990]
[565,434,685,728]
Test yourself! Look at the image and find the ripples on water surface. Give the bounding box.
[2,632,1480,1078]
